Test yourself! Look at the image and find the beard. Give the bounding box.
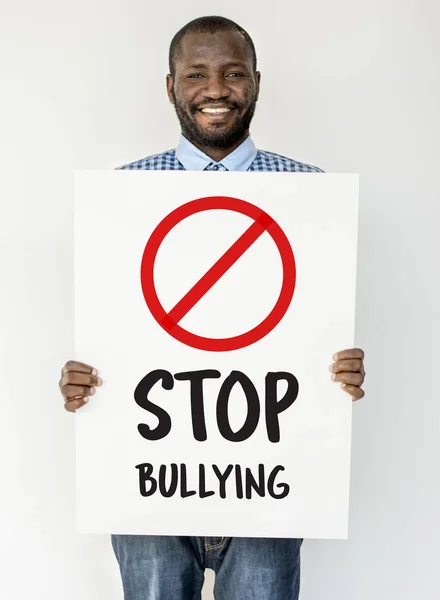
[171,88,257,150]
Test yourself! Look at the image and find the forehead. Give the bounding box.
[177,30,253,68]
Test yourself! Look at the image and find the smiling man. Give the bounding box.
[167,25,259,163]
[59,15,365,600]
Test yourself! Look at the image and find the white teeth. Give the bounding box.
[201,108,231,113]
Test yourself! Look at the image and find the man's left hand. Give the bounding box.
[330,348,365,401]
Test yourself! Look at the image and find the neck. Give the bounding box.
[185,132,249,163]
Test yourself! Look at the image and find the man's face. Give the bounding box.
[167,30,260,150]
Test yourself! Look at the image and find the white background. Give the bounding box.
[0,1,438,598]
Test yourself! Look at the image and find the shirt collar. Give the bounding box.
[175,133,257,171]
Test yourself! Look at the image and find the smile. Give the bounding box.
[200,107,233,113]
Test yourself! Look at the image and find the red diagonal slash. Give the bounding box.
[162,212,274,331]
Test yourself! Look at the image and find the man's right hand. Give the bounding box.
[59,360,103,412]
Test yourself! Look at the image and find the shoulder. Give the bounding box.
[115,149,183,170]
[250,149,324,173]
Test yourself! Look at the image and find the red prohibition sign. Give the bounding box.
[140,196,296,352]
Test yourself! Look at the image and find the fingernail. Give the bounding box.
[90,387,95,395]
[341,383,346,388]
[92,368,98,376]
[84,397,89,403]
[332,353,338,361]
[97,377,103,385]
[331,374,337,381]
[328,364,334,372]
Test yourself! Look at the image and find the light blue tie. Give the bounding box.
[205,162,228,171]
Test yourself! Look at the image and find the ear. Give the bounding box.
[255,71,261,102]
[166,74,175,104]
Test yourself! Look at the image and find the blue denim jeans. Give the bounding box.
[111,535,302,600]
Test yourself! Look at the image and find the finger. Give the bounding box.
[60,371,102,389]
[331,371,364,386]
[64,396,90,412]
[62,384,96,401]
[332,348,364,361]
[61,360,98,377]
[340,383,365,402]
[330,358,362,374]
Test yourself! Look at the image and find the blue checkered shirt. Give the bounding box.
[117,134,323,173]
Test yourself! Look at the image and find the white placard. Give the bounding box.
[74,171,358,539]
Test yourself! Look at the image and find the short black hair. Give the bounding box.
[169,16,257,77]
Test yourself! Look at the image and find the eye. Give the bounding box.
[226,72,244,78]
[187,73,204,79]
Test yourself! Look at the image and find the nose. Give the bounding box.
[201,73,231,100]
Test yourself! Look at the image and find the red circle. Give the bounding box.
[140,196,296,352]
